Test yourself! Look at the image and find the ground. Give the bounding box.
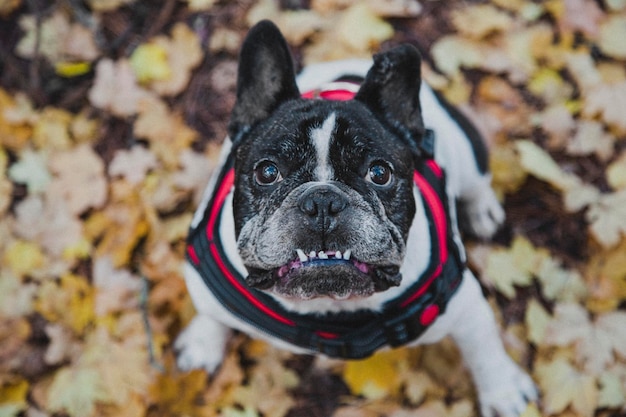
[1,1,626,417]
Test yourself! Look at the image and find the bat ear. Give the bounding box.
[228,20,300,146]
[355,45,425,152]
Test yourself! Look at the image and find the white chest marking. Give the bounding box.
[310,113,337,182]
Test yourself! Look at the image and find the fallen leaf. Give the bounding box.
[133,97,197,168]
[8,149,51,194]
[130,43,172,83]
[556,0,605,37]
[2,240,46,278]
[525,299,550,345]
[0,271,36,318]
[35,274,95,334]
[47,366,108,417]
[88,58,154,117]
[598,370,626,408]
[451,4,514,39]
[147,23,203,96]
[598,14,626,59]
[92,257,142,316]
[108,145,159,185]
[544,303,626,374]
[46,144,107,215]
[566,120,614,161]
[85,0,135,11]
[535,356,598,417]
[583,81,626,133]
[343,349,408,400]
[482,236,540,298]
[586,189,626,248]
[606,151,626,190]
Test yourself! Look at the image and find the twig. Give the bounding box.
[140,275,165,372]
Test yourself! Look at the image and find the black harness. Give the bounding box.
[186,137,465,360]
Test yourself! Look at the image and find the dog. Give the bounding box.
[176,20,537,417]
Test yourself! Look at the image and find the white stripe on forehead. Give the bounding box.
[310,112,337,181]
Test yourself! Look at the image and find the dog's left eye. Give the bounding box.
[254,160,283,185]
[367,161,393,186]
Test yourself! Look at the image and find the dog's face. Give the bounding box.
[228,21,427,301]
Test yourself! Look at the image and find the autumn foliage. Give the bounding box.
[1,1,626,417]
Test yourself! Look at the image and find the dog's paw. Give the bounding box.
[477,363,538,417]
[175,315,230,373]
[462,186,505,239]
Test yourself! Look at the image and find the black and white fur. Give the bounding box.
[176,21,536,417]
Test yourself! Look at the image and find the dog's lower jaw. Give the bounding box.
[245,263,402,300]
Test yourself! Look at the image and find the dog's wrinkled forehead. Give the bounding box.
[235,99,413,181]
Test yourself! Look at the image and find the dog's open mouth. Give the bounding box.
[246,249,402,300]
[275,249,370,279]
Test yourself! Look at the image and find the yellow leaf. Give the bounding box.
[148,23,203,96]
[607,151,626,190]
[8,148,52,194]
[47,366,109,417]
[535,356,598,417]
[336,3,394,52]
[586,189,626,248]
[35,274,95,334]
[130,43,172,83]
[32,106,74,150]
[343,349,407,399]
[3,240,45,277]
[515,140,579,191]
[451,4,514,38]
[598,15,626,59]
[598,371,626,408]
[483,236,540,298]
[0,378,29,413]
[55,61,92,77]
[525,299,550,345]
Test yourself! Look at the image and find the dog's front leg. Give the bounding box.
[175,263,232,372]
[449,274,537,417]
[175,313,231,373]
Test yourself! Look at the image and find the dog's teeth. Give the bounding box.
[343,249,351,260]
[309,251,317,259]
[335,251,342,259]
[318,251,329,259]
[296,249,308,262]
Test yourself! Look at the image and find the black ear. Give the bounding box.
[228,20,300,145]
[355,45,425,154]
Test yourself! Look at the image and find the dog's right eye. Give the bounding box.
[254,160,282,185]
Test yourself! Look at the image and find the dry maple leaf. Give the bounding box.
[147,23,204,96]
[92,257,142,316]
[88,59,154,117]
[567,120,614,161]
[586,189,626,248]
[7,148,51,194]
[45,144,107,216]
[35,274,95,334]
[451,4,514,39]
[544,303,626,375]
[133,97,197,168]
[535,356,598,417]
[108,145,159,185]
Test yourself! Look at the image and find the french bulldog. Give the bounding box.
[176,20,537,417]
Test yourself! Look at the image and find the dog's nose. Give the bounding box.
[298,184,348,230]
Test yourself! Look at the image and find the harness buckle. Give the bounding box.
[383,313,422,347]
[316,337,351,358]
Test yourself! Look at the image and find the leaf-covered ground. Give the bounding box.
[1,1,626,416]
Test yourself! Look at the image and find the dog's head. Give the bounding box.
[229,20,426,301]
